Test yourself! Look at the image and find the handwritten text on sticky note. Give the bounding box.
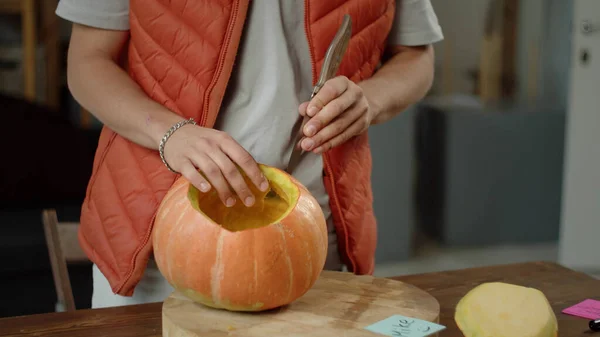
[364,314,446,337]
[562,299,600,320]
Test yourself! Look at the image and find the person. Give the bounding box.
[56,0,443,308]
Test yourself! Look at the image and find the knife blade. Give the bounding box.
[285,14,352,174]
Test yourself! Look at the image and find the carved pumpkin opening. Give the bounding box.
[187,166,300,232]
[153,164,327,312]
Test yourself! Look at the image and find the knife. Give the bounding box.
[285,14,352,174]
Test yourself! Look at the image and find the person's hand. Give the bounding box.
[297,76,375,153]
[162,125,269,208]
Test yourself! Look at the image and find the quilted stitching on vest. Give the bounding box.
[80,0,246,296]
[307,0,395,274]
[80,0,394,296]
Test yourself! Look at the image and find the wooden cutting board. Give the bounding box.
[162,270,440,337]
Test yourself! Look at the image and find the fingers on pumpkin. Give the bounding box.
[211,151,256,207]
[180,161,212,193]
[219,138,269,193]
[192,155,237,208]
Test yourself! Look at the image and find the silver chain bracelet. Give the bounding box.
[159,118,197,173]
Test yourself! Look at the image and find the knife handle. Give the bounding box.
[315,14,352,90]
[285,115,311,173]
[285,15,352,174]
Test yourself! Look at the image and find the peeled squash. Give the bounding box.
[455,282,558,337]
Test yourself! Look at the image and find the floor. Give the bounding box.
[372,240,599,279]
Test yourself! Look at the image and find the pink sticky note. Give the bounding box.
[562,299,600,320]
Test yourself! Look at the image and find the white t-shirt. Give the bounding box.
[56,0,444,269]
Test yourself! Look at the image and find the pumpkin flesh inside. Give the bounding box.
[187,166,300,232]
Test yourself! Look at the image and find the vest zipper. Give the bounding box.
[304,0,317,85]
[201,0,242,127]
[304,0,357,273]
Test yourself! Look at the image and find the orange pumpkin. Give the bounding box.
[152,164,328,312]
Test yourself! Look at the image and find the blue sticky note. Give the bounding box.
[363,314,446,337]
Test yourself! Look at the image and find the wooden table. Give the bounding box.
[1,261,598,337]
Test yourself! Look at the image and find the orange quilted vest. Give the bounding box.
[80,0,395,296]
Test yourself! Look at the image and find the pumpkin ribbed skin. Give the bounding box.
[152,166,328,312]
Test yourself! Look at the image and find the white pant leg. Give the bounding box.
[91,262,174,309]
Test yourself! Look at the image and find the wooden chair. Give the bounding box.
[41,209,88,312]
